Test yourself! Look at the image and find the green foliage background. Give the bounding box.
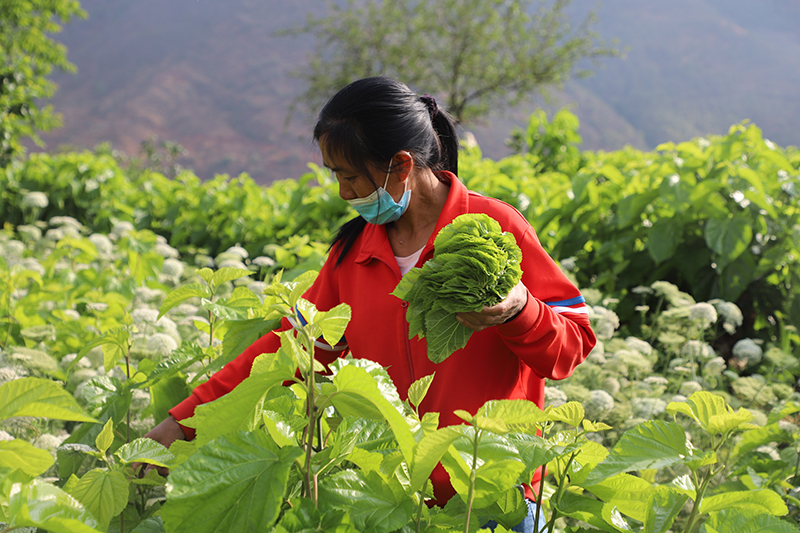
[1,112,799,532]
[3,109,799,345]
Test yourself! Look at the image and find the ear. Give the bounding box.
[392,151,414,181]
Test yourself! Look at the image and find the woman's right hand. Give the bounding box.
[133,415,187,477]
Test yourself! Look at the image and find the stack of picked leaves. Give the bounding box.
[392,213,523,363]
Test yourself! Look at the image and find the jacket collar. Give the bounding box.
[355,171,469,266]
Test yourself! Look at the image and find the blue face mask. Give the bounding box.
[347,160,411,225]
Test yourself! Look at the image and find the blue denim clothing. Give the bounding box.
[483,498,548,533]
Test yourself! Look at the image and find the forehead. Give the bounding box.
[318,137,353,172]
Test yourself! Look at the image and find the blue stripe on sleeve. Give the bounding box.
[545,295,586,307]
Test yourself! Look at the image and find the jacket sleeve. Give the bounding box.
[495,225,596,380]
[168,252,345,436]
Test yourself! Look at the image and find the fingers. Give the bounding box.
[456,282,527,332]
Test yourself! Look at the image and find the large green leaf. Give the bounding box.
[424,304,472,363]
[440,430,525,509]
[704,215,752,269]
[274,497,357,533]
[7,479,103,533]
[210,267,253,289]
[182,368,293,447]
[408,373,435,410]
[150,374,191,425]
[0,439,55,478]
[601,503,633,532]
[158,283,211,318]
[63,377,131,447]
[700,489,788,516]
[410,426,464,490]
[130,516,166,533]
[318,469,416,533]
[644,486,688,533]
[508,434,579,485]
[587,472,652,522]
[115,438,176,468]
[314,302,351,348]
[584,421,689,485]
[667,391,754,435]
[647,217,683,264]
[731,423,795,460]
[220,316,282,363]
[702,508,797,533]
[477,399,549,434]
[95,419,115,456]
[553,490,618,532]
[69,468,129,529]
[160,431,302,533]
[0,377,98,423]
[546,401,585,427]
[331,365,416,464]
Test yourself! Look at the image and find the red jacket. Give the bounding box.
[170,173,596,503]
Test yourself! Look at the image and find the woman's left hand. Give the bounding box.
[456,281,528,332]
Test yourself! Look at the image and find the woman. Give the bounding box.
[145,77,596,532]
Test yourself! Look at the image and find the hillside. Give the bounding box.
[36,0,800,183]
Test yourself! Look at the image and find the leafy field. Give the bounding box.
[1,112,799,532]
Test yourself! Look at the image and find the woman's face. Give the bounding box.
[319,141,386,202]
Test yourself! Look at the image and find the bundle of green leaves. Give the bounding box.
[392,213,523,363]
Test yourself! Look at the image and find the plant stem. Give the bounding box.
[533,465,546,533]
[546,451,578,533]
[682,464,723,533]
[125,337,132,444]
[533,424,550,533]
[300,329,318,506]
[415,479,428,533]
[464,428,481,533]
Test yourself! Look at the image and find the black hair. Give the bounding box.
[313,76,459,265]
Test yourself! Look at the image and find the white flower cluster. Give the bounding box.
[4,240,25,258]
[611,349,653,377]
[21,191,49,209]
[162,258,185,279]
[678,380,703,397]
[252,256,275,268]
[709,299,743,334]
[586,341,606,364]
[680,340,715,361]
[601,376,620,395]
[16,225,42,242]
[49,216,83,230]
[589,306,619,340]
[155,241,180,259]
[651,281,695,307]
[89,233,114,257]
[218,259,248,270]
[110,221,135,240]
[146,333,179,356]
[703,357,726,376]
[224,245,249,259]
[544,386,567,408]
[625,337,653,356]
[732,338,763,365]
[631,397,667,419]
[134,286,165,304]
[688,302,717,329]
[583,390,615,421]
